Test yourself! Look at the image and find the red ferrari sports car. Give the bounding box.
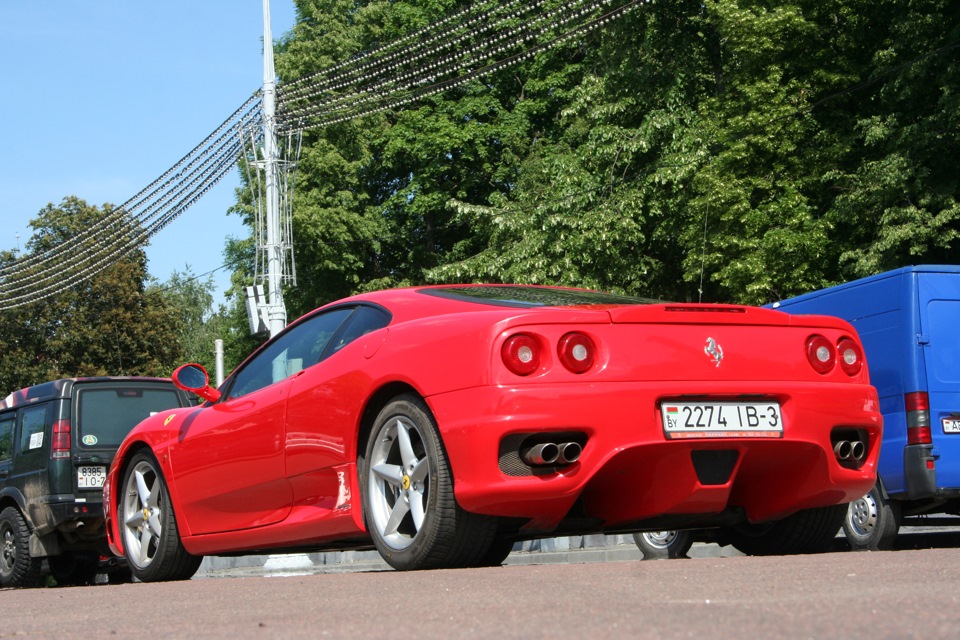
[104,284,881,580]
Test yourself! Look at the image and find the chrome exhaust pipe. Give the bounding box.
[834,440,853,460]
[850,440,866,461]
[557,442,582,464]
[522,443,560,466]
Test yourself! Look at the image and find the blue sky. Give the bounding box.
[1,1,298,307]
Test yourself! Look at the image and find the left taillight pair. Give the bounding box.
[501,332,596,376]
[805,335,863,376]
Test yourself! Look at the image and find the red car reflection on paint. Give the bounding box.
[103,285,881,580]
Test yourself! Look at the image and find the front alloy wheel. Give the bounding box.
[120,452,202,582]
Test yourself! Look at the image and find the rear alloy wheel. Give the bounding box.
[726,504,846,556]
[362,394,496,570]
[633,530,694,560]
[0,507,42,589]
[843,483,901,551]
[120,452,202,582]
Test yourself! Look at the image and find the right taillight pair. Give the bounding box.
[805,335,863,376]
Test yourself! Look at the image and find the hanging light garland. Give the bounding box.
[0,0,649,310]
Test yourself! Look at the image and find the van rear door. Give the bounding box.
[917,268,960,490]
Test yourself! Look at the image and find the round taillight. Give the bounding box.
[806,335,835,374]
[837,337,863,376]
[557,332,596,374]
[501,334,541,376]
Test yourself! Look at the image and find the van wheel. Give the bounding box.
[726,504,846,556]
[0,507,43,588]
[843,483,901,551]
[633,530,694,560]
[119,452,202,582]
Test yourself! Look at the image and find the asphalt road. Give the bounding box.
[4,534,960,639]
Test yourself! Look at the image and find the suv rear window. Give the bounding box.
[76,387,182,448]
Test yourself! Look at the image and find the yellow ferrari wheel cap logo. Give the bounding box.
[401,475,411,490]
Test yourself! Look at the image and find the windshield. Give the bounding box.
[76,386,182,448]
[421,285,659,308]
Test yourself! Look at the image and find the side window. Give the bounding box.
[329,306,391,355]
[18,404,50,455]
[227,307,354,400]
[0,414,14,460]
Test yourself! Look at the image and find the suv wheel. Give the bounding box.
[0,507,43,588]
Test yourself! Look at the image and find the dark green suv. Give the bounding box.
[0,377,193,588]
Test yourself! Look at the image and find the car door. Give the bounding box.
[285,305,392,482]
[170,307,354,535]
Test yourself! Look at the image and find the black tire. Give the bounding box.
[633,530,694,560]
[843,483,902,551]
[725,504,846,556]
[0,506,43,588]
[48,552,100,586]
[118,452,202,582]
[361,394,497,570]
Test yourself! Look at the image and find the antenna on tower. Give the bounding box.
[244,0,300,338]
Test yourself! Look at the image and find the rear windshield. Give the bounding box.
[76,386,182,448]
[421,285,658,308]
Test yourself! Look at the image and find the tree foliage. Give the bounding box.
[0,198,182,393]
[238,0,959,316]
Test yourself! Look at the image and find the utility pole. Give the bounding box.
[262,0,286,338]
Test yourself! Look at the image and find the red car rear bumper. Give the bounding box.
[430,381,881,532]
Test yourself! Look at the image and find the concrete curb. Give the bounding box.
[194,538,745,579]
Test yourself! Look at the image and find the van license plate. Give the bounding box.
[943,418,960,434]
[77,466,107,489]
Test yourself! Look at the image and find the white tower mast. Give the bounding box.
[262,0,286,337]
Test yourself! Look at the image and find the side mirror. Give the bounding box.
[172,364,221,403]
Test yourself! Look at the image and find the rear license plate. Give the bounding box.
[943,418,960,434]
[77,466,107,489]
[662,402,783,439]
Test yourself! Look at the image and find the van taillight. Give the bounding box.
[905,392,932,445]
[52,419,71,459]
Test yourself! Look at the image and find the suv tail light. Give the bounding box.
[905,391,932,445]
[51,419,71,459]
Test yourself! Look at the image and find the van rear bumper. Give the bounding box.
[904,444,938,500]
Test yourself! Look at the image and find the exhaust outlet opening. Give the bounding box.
[831,428,869,470]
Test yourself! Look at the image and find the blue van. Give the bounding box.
[770,265,960,550]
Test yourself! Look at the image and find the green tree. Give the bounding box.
[224,0,960,318]
[0,197,182,393]
[153,267,235,378]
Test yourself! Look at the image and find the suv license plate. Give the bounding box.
[77,466,107,489]
[944,418,960,434]
[662,401,783,439]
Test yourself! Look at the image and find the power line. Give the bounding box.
[0,1,648,310]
